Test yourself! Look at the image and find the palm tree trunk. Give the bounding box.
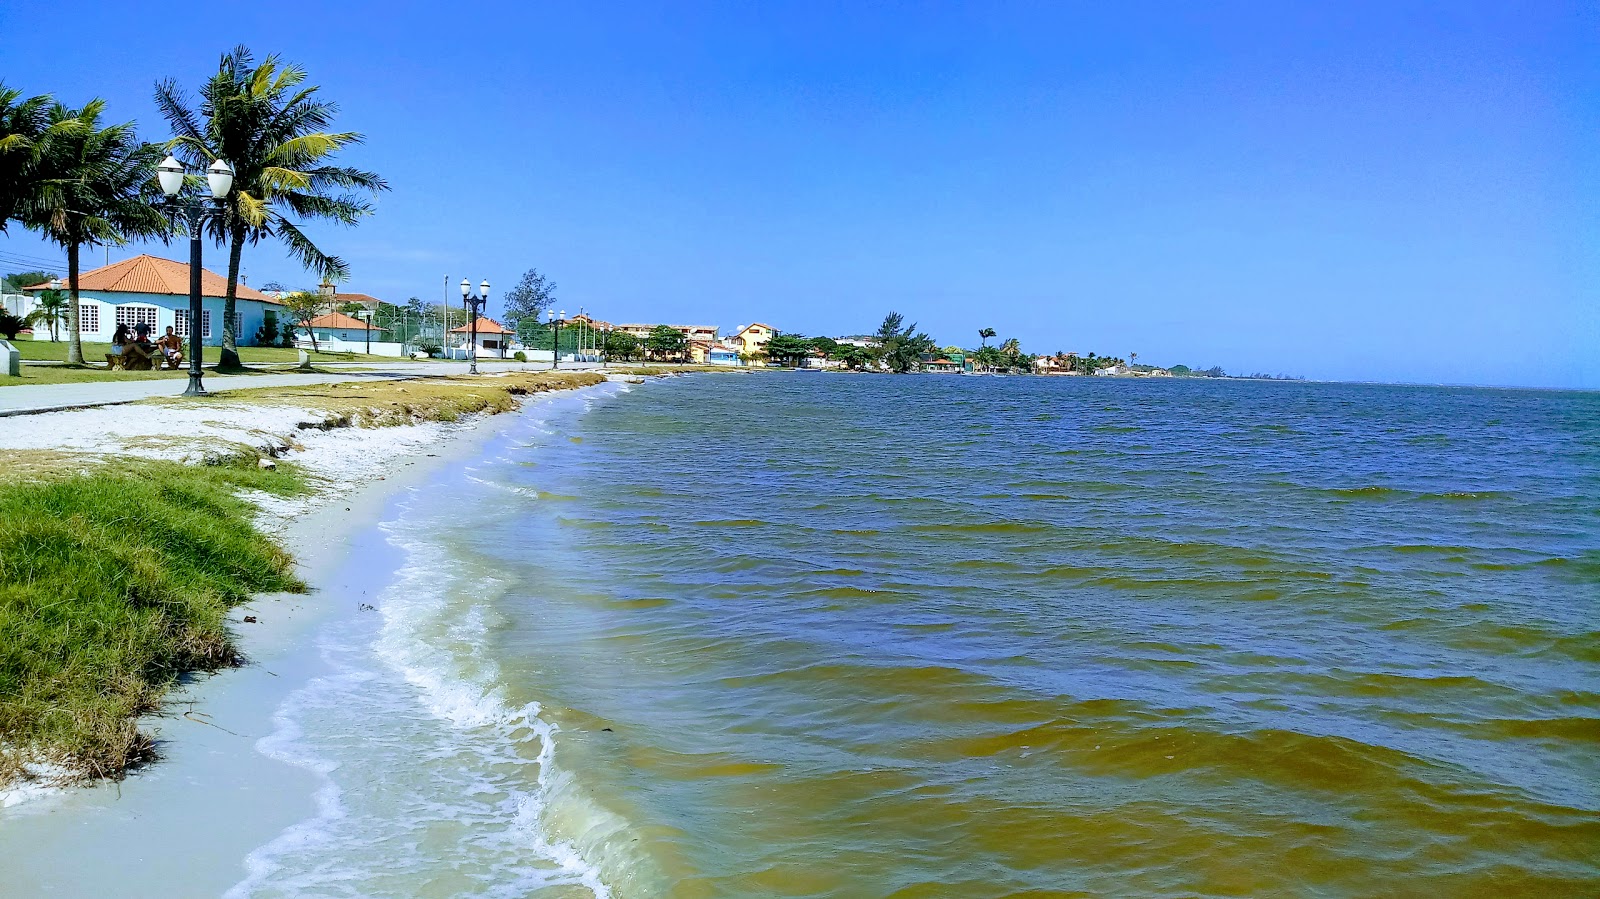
[65,242,83,365]
[220,230,244,369]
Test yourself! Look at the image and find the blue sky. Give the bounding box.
[2,1,1594,387]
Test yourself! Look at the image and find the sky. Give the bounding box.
[1,1,1594,387]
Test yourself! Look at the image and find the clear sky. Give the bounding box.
[2,1,1594,387]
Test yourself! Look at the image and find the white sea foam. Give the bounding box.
[228,388,628,897]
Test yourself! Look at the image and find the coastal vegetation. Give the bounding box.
[0,455,308,782]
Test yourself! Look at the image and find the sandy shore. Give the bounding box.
[0,378,620,895]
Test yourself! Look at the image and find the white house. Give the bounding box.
[22,254,285,346]
[305,311,387,344]
[449,316,520,359]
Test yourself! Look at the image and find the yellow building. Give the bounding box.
[729,322,776,358]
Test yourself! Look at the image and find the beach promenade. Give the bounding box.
[0,360,604,416]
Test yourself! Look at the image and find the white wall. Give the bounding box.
[296,335,407,357]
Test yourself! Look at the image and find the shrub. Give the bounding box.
[513,351,527,362]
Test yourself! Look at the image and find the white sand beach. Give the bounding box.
[0,377,617,895]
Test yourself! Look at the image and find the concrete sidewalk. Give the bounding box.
[0,360,603,416]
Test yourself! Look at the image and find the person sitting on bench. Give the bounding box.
[156,325,184,368]
[105,324,131,369]
[122,323,158,370]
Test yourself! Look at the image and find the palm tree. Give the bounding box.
[979,327,996,348]
[26,100,167,364]
[1130,351,1138,369]
[26,289,68,341]
[0,83,52,231]
[156,46,388,368]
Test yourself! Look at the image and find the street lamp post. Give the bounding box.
[459,278,490,375]
[547,309,563,370]
[158,155,233,397]
[360,309,373,355]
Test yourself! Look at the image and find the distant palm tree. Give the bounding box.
[26,100,166,364]
[26,289,69,341]
[156,46,387,368]
[1130,351,1138,369]
[979,327,996,348]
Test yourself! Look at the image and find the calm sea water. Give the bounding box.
[234,374,1599,897]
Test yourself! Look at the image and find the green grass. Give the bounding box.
[0,456,308,782]
[10,337,414,365]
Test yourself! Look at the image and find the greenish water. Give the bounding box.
[235,374,1599,897]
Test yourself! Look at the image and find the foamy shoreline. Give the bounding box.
[0,375,634,893]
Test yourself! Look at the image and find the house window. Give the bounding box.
[175,308,210,337]
[115,305,159,332]
[79,304,99,333]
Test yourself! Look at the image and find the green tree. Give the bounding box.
[603,329,639,361]
[646,325,688,362]
[978,327,996,348]
[876,312,934,373]
[156,46,387,368]
[26,100,167,364]
[2,271,56,292]
[810,335,839,358]
[833,344,875,370]
[973,345,1003,371]
[0,84,51,232]
[502,268,556,341]
[26,289,69,341]
[281,289,322,351]
[766,332,813,367]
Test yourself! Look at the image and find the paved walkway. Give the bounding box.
[0,361,605,416]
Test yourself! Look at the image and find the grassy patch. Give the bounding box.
[182,370,610,427]
[0,456,308,783]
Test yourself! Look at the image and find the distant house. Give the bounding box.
[920,357,962,374]
[314,285,387,313]
[305,311,387,344]
[22,254,284,346]
[617,322,719,343]
[448,316,516,357]
[706,344,741,366]
[728,322,776,358]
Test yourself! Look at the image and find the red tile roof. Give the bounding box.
[24,254,279,304]
[449,316,511,334]
[308,312,387,332]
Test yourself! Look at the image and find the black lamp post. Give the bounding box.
[459,278,490,375]
[547,308,562,369]
[157,154,233,396]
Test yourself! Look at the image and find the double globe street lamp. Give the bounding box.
[459,278,490,375]
[157,154,234,396]
[546,309,565,369]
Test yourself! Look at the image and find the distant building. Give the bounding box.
[326,290,386,312]
[707,345,741,365]
[728,322,776,357]
[305,311,387,344]
[448,316,517,358]
[617,322,718,342]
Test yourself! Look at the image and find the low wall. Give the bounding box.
[296,336,407,357]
